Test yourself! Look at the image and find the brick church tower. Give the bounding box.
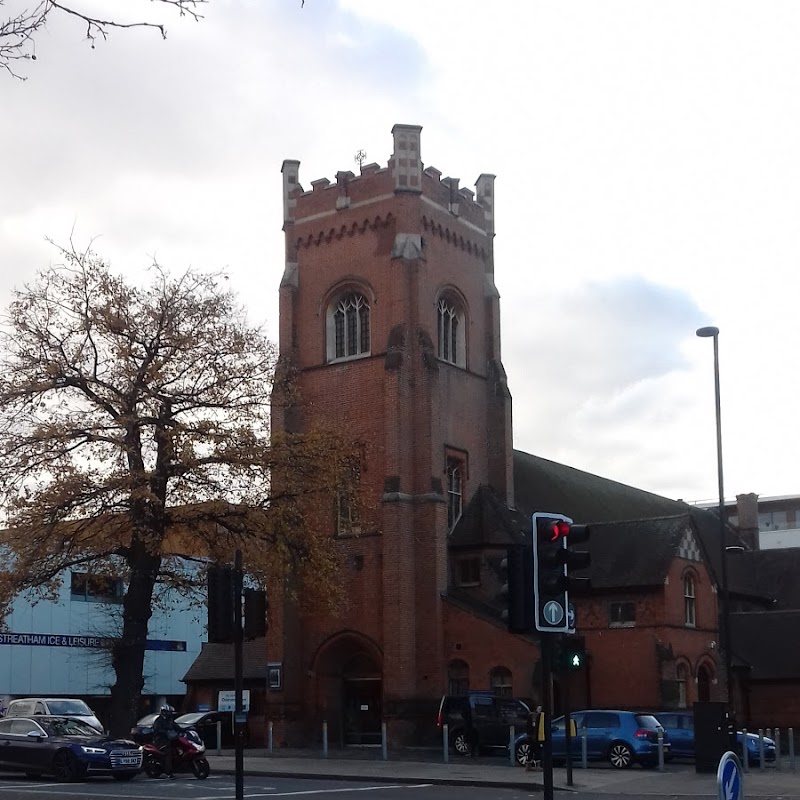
[268,125,521,745]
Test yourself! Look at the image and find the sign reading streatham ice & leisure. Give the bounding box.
[0,631,187,651]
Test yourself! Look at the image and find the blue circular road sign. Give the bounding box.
[717,751,743,800]
[542,600,564,626]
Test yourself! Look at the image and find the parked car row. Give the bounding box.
[438,694,778,769]
[131,710,249,748]
[654,711,777,762]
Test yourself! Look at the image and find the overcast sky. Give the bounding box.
[2,0,798,505]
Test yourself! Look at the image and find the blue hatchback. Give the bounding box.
[653,711,776,763]
[514,709,669,769]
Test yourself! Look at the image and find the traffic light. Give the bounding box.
[498,545,534,633]
[207,564,234,643]
[532,513,592,633]
[562,637,587,671]
[243,588,268,640]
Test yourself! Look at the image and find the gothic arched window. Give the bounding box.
[437,295,466,367]
[327,291,370,361]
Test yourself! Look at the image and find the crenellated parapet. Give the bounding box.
[281,125,495,238]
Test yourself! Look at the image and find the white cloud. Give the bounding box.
[2,0,799,504]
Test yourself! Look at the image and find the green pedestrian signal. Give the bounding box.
[564,644,586,671]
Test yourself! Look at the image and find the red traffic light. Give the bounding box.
[546,520,571,541]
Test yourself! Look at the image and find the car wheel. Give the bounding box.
[192,757,210,779]
[452,730,471,756]
[608,742,633,769]
[515,740,531,767]
[113,771,138,781]
[52,749,84,781]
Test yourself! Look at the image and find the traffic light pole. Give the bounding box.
[234,549,244,800]
[540,632,554,800]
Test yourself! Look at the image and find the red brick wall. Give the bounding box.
[574,556,722,710]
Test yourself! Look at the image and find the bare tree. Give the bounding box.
[0,241,358,736]
[1,1,206,77]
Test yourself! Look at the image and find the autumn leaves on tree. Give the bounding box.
[0,243,359,735]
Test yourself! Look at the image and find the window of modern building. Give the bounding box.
[437,296,466,367]
[448,659,469,694]
[489,666,512,696]
[70,572,123,603]
[455,557,480,586]
[327,292,370,362]
[446,458,463,529]
[609,601,636,627]
[758,510,789,530]
[684,573,696,626]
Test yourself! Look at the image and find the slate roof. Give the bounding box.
[727,548,800,610]
[578,515,690,590]
[449,450,772,599]
[182,637,268,683]
[730,611,800,680]
[512,450,686,523]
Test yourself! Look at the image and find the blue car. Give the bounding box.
[654,711,776,762]
[514,709,669,769]
[0,715,143,781]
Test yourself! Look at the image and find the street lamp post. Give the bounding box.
[696,326,734,713]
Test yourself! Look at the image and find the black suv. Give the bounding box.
[437,693,530,755]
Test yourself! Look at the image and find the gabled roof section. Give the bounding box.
[578,515,690,589]
[448,484,528,548]
[182,638,267,683]
[730,611,800,680]
[512,450,751,592]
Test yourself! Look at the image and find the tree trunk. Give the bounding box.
[107,547,161,737]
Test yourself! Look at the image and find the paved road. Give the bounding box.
[0,775,527,800]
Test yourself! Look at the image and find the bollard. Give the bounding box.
[382,722,388,761]
[657,729,664,771]
[789,728,795,772]
[322,720,328,759]
[268,720,273,754]
[216,720,222,756]
[443,723,449,764]
[581,725,588,769]
[759,729,765,771]
[509,725,515,767]
[776,728,781,771]
[742,728,749,772]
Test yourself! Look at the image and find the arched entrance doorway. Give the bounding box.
[312,632,383,746]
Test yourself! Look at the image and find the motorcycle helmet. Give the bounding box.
[160,704,176,716]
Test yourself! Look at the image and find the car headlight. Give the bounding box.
[81,746,107,755]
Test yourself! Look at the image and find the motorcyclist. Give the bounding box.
[152,705,180,779]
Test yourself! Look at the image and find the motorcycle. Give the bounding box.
[143,726,210,779]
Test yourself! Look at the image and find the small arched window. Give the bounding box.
[676,663,689,708]
[446,458,463,529]
[448,659,469,695]
[437,296,466,367]
[327,291,370,361]
[684,573,696,627]
[489,666,512,696]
